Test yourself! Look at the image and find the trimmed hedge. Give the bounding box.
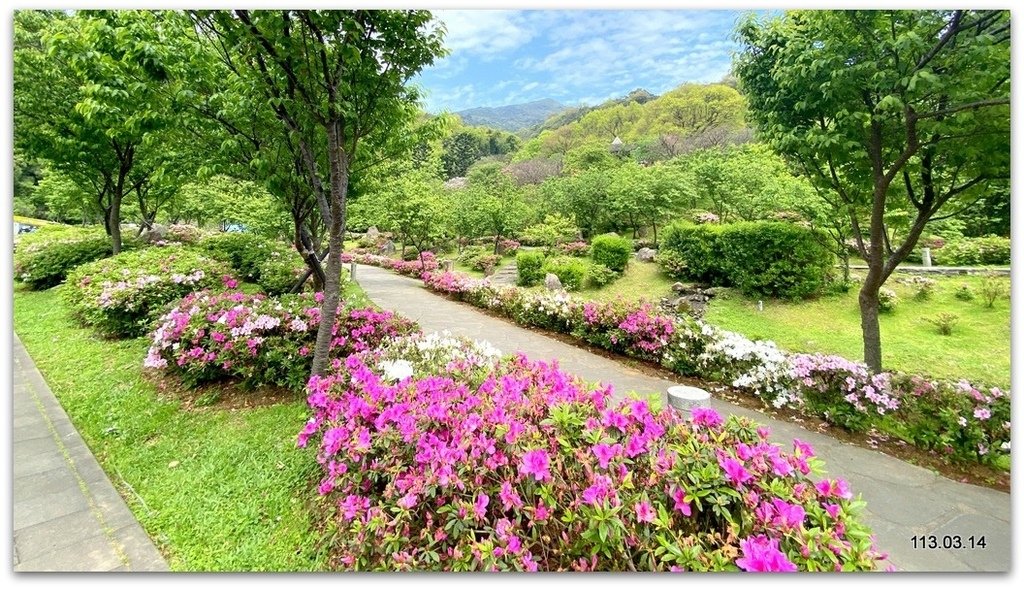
[590,233,632,273]
[660,221,833,299]
[516,251,546,286]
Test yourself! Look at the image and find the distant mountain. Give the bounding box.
[455,99,565,133]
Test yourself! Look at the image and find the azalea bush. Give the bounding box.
[299,352,886,571]
[340,251,439,278]
[145,289,418,391]
[14,225,125,290]
[64,248,231,338]
[413,270,1010,466]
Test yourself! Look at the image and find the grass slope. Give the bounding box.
[13,285,339,571]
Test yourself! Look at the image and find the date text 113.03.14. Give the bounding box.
[911,535,986,550]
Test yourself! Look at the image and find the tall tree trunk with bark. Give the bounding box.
[310,123,348,376]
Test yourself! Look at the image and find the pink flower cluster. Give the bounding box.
[145,289,417,390]
[299,346,887,572]
[555,241,589,257]
[340,251,438,278]
[790,354,900,415]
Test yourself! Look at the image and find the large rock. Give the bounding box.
[366,226,380,240]
[139,223,168,243]
[544,273,563,291]
[635,247,657,262]
[380,239,396,255]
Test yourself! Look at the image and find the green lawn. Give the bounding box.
[581,262,1010,387]
[12,284,360,571]
[704,274,1010,387]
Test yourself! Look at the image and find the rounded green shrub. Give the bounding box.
[14,226,123,290]
[516,251,546,287]
[64,248,232,338]
[585,263,618,288]
[877,287,899,313]
[590,233,632,273]
[257,253,304,296]
[659,222,728,284]
[542,256,587,290]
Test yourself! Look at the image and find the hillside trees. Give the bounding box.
[735,9,1010,371]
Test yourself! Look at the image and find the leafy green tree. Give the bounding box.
[607,162,680,244]
[735,10,1010,371]
[14,10,191,253]
[467,172,531,254]
[196,10,445,376]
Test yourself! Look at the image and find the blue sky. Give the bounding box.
[414,9,758,113]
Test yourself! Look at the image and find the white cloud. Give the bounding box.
[434,10,537,57]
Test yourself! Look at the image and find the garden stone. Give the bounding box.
[635,247,657,262]
[544,273,563,291]
[139,224,167,243]
[671,282,686,293]
[381,240,396,255]
[366,226,380,240]
[443,260,454,272]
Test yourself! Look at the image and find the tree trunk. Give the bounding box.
[858,283,882,372]
[109,188,123,254]
[310,123,348,377]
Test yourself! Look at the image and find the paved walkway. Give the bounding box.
[12,335,168,572]
[354,264,1012,572]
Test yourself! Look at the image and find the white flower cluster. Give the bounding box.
[376,330,503,379]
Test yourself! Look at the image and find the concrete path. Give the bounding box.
[354,264,1012,572]
[12,335,168,572]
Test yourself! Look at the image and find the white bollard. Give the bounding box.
[757,300,764,312]
[667,385,711,417]
[922,247,932,267]
[349,261,357,280]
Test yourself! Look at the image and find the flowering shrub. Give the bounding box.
[498,239,521,254]
[64,248,231,338]
[789,354,900,432]
[145,290,419,391]
[14,226,123,290]
[555,241,590,257]
[300,354,886,571]
[693,211,721,224]
[877,288,899,313]
[340,251,438,278]
[892,376,1010,465]
[575,299,675,363]
[256,251,305,296]
[373,331,503,382]
[165,224,206,244]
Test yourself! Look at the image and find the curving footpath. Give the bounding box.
[354,264,1011,572]
[12,335,168,572]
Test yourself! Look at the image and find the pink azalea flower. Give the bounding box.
[592,443,617,469]
[670,486,692,516]
[533,502,551,522]
[473,493,489,520]
[735,535,798,572]
[522,551,538,572]
[520,449,551,482]
[792,438,816,458]
[499,480,523,510]
[718,456,753,486]
[815,478,853,500]
[771,498,805,529]
[691,407,724,428]
[634,500,656,523]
